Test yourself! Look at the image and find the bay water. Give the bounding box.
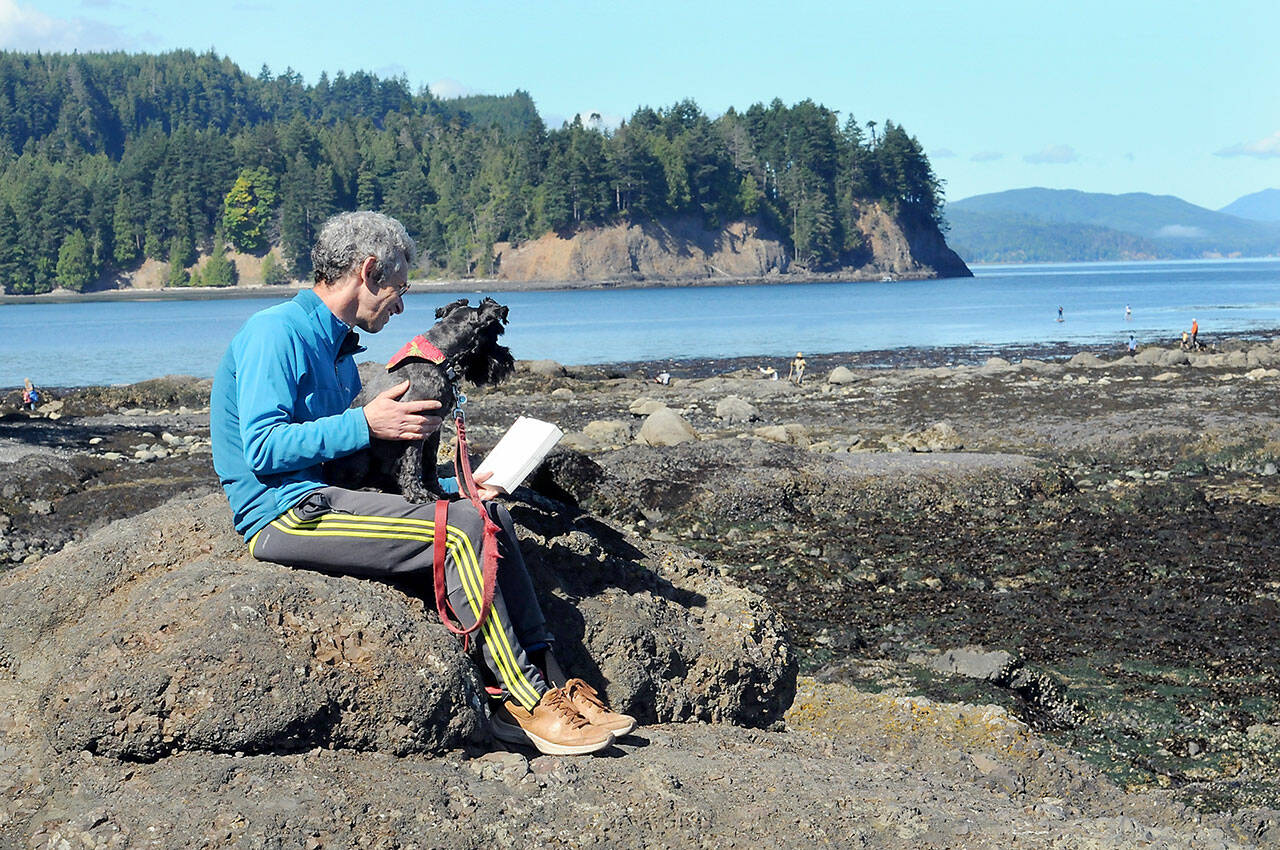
[2,258,1279,388]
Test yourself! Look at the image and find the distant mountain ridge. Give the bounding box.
[946,187,1280,263]
[1219,188,1280,222]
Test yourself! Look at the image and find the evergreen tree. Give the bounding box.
[201,241,238,287]
[166,236,193,286]
[55,229,95,291]
[260,251,290,285]
[0,201,27,294]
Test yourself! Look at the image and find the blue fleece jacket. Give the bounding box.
[211,289,371,540]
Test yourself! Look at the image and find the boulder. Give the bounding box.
[582,419,633,446]
[520,359,566,377]
[900,421,964,453]
[638,408,699,446]
[629,397,668,416]
[827,366,858,385]
[2,497,484,761]
[1132,347,1168,366]
[752,424,811,447]
[715,396,760,424]
[1019,359,1064,376]
[0,493,795,767]
[918,646,1016,681]
[1066,352,1104,368]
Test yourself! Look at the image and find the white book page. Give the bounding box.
[473,416,564,493]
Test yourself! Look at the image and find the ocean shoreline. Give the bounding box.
[8,327,1279,394]
[0,268,952,306]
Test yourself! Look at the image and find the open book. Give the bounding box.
[473,416,564,493]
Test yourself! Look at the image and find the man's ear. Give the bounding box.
[358,255,379,289]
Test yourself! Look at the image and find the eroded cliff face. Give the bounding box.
[492,205,971,282]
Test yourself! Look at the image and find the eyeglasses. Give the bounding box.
[390,279,411,297]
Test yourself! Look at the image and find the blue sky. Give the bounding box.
[2,0,1276,210]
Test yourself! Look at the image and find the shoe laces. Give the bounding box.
[544,688,590,729]
[564,678,608,712]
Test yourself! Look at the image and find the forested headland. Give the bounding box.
[0,50,956,294]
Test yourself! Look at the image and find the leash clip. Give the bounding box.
[453,391,467,421]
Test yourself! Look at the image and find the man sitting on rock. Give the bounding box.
[210,211,634,756]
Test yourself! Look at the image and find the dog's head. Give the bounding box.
[429,297,515,386]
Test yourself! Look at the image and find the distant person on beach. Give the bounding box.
[21,378,38,411]
[1057,306,1064,322]
[1125,305,1132,321]
[788,352,806,385]
[210,211,631,757]
[1181,331,1190,350]
[1128,334,1137,355]
[1191,318,1199,350]
[654,371,671,385]
[757,365,778,380]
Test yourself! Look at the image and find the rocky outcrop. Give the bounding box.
[492,208,971,282]
[493,217,789,281]
[856,202,972,279]
[0,491,794,762]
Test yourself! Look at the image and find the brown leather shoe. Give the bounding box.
[564,677,637,736]
[490,688,614,755]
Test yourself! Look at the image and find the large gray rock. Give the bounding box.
[629,397,668,416]
[1133,347,1169,366]
[1066,352,1105,368]
[638,408,699,446]
[715,395,760,424]
[0,492,794,767]
[827,366,858,385]
[583,418,633,446]
[520,359,566,377]
[4,497,484,761]
[920,646,1017,681]
[900,421,963,453]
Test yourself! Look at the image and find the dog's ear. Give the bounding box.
[477,298,509,327]
[435,298,470,320]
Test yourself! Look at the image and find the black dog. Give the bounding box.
[326,297,514,502]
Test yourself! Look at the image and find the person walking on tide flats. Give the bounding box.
[210,211,634,756]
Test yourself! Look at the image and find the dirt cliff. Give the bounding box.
[492,206,971,283]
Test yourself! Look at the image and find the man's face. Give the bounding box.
[353,257,408,334]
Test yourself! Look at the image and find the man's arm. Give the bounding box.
[236,329,371,476]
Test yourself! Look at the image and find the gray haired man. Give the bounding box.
[211,211,634,754]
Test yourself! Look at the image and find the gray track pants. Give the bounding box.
[249,486,552,709]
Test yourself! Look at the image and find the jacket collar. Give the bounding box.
[295,289,364,360]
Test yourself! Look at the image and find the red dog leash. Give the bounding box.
[432,408,501,648]
[388,332,500,646]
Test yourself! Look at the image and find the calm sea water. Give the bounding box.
[3,258,1279,387]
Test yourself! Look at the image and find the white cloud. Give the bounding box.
[1023,144,1079,165]
[1156,224,1206,238]
[430,77,479,99]
[970,150,1003,162]
[0,0,132,50]
[932,147,956,158]
[1215,131,1280,159]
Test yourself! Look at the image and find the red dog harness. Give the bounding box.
[387,334,446,369]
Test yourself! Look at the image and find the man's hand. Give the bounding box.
[471,469,505,501]
[362,380,443,440]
